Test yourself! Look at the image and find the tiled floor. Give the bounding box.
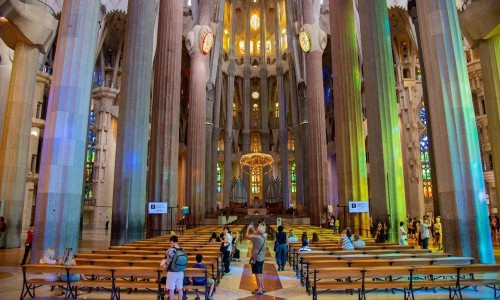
[1,229,499,299]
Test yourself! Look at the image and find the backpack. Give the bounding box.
[167,248,188,272]
[1,222,6,233]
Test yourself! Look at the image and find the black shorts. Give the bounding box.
[251,260,264,274]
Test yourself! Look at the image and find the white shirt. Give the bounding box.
[399,226,407,245]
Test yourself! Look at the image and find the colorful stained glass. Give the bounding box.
[84,115,97,201]
[290,162,296,193]
[420,133,432,197]
[419,106,427,126]
[216,162,222,193]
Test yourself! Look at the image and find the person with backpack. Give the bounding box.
[160,235,187,300]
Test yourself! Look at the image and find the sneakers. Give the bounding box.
[225,271,232,275]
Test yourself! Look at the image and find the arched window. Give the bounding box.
[84,111,97,201]
[232,102,237,118]
[251,168,261,194]
[216,162,222,193]
[275,102,279,118]
[419,106,427,126]
[420,133,432,198]
[290,162,296,193]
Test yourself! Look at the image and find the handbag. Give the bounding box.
[250,237,265,265]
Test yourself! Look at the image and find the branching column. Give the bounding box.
[330,0,369,233]
[186,0,212,225]
[359,0,407,242]
[31,0,97,258]
[223,3,236,209]
[301,0,329,225]
[416,0,494,263]
[147,0,183,237]
[111,0,155,245]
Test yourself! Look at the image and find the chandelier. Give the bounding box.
[250,13,260,31]
[239,153,274,175]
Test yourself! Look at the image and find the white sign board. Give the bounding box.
[348,201,369,213]
[148,202,168,214]
[277,217,282,226]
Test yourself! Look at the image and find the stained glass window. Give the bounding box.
[251,168,261,194]
[216,162,222,193]
[419,106,427,126]
[84,111,97,201]
[420,133,432,197]
[275,102,279,118]
[290,162,296,193]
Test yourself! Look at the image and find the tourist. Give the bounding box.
[301,232,308,244]
[287,230,298,243]
[191,254,215,300]
[353,235,366,247]
[420,216,432,249]
[246,223,266,295]
[39,248,59,282]
[399,221,407,245]
[221,226,232,275]
[209,232,218,242]
[434,216,442,250]
[60,248,87,282]
[299,240,312,252]
[374,222,386,243]
[338,227,355,250]
[329,217,334,230]
[21,224,34,265]
[161,235,186,300]
[312,232,319,243]
[275,225,288,271]
[334,218,340,234]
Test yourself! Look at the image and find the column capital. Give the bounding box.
[299,23,327,54]
[186,25,214,56]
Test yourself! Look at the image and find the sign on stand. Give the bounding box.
[148,202,168,214]
[348,201,369,213]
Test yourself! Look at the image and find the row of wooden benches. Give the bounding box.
[307,264,500,300]
[299,256,475,293]
[21,264,210,300]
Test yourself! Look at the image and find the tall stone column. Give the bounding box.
[275,0,289,208]
[242,4,251,203]
[223,3,236,209]
[111,0,155,245]
[416,0,494,263]
[206,0,225,214]
[185,0,212,225]
[91,87,119,229]
[359,0,407,242]
[259,0,270,199]
[0,0,57,249]
[301,0,329,225]
[31,0,97,258]
[0,39,13,144]
[147,0,183,237]
[478,35,500,211]
[330,0,369,234]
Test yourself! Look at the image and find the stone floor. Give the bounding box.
[0,229,499,299]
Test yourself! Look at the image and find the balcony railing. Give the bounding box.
[84,199,96,206]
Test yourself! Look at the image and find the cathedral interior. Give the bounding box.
[0,0,500,293]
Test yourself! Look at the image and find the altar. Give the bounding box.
[248,208,268,215]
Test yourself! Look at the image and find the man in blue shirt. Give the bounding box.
[192,254,215,300]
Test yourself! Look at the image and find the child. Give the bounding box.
[399,221,407,245]
[192,254,215,300]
